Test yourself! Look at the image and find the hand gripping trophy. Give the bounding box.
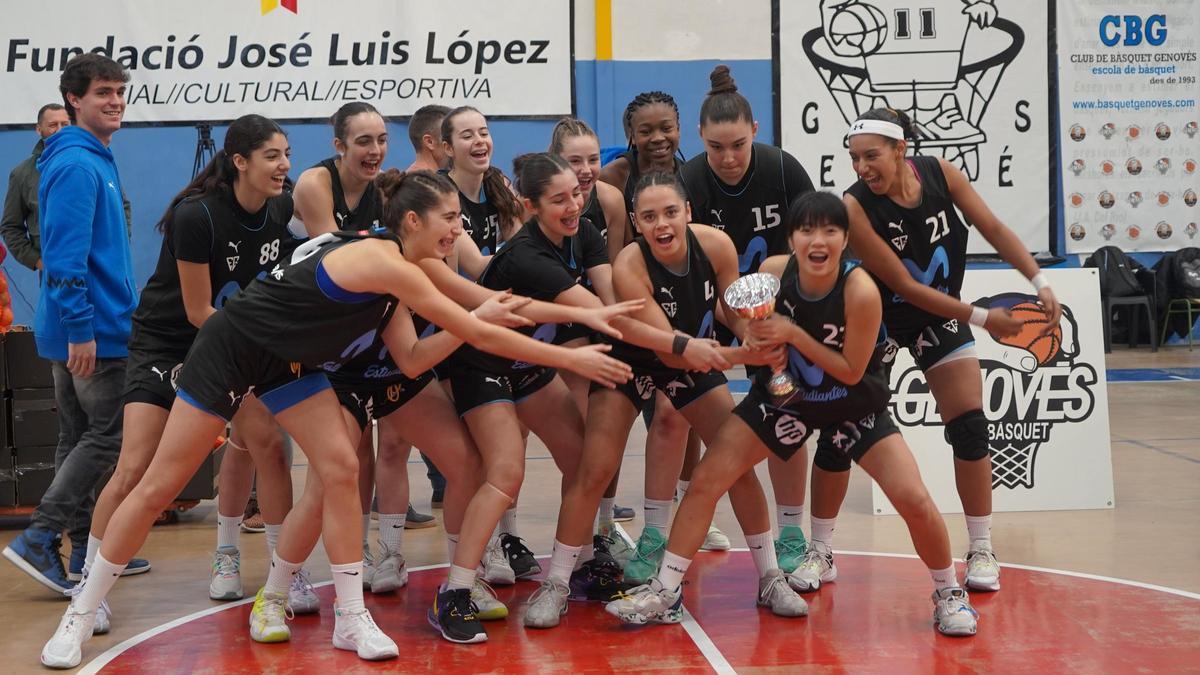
[724,273,797,400]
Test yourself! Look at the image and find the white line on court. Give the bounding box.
[78,552,1200,673]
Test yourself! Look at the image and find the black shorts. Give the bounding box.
[732,390,899,463]
[122,345,188,410]
[449,366,557,416]
[333,374,434,431]
[883,314,976,373]
[600,367,727,411]
[175,311,331,422]
[554,321,593,346]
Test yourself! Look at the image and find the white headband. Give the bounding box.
[847,119,906,141]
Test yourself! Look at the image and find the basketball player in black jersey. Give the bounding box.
[550,117,628,264]
[683,64,818,572]
[607,192,981,636]
[530,171,800,628]
[441,106,524,257]
[74,116,302,642]
[41,167,636,665]
[794,109,1062,595]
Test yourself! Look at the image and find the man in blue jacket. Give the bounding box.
[3,54,148,594]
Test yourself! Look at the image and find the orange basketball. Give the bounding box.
[996,302,1061,365]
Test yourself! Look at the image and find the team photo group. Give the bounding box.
[7,37,1067,667]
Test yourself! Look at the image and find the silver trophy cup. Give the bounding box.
[723,273,797,399]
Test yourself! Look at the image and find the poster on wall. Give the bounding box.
[1058,1,1198,254]
[0,0,573,124]
[778,1,1052,253]
[872,268,1114,515]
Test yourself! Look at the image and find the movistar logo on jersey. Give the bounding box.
[901,245,950,286]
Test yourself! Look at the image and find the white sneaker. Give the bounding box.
[370,544,408,593]
[67,581,111,635]
[933,587,979,636]
[471,579,509,620]
[523,578,570,628]
[249,588,292,643]
[482,536,516,585]
[699,523,731,551]
[288,569,321,615]
[41,605,95,669]
[332,604,399,660]
[758,569,808,617]
[604,577,684,625]
[964,545,1001,592]
[209,546,243,600]
[362,543,377,591]
[788,540,837,592]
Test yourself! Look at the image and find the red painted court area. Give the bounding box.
[89,552,1200,673]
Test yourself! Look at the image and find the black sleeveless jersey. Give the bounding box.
[444,172,503,256]
[220,233,399,372]
[582,189,608,242]
[317,157,382,231]
[453,218,606,373]
[763,258,890,426]
[618,148,685,232]
[130,191,296,352]
[609,226,718,371]
[682,143,814,274]
[844,155,969,333]
[327,306,434,387]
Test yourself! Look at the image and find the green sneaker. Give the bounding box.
[623,527,667,584]
[775,525,809,574]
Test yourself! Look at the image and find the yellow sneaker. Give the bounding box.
[249,588,291,643]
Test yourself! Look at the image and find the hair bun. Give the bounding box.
[708,65,737,95]
[374,168,406,200]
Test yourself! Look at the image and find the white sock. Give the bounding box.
[446,533,459,564]
[265,551,302,595]
[598,497,615,529]
[548,540,581,584]
[745,531,778,577]
[964,514,992,549]
[361,514,371,547]
[658,551,691,591]
[777,503,805,530]
[446,564,476,591]
[84,534,102,574]
[217,514,241,550]
[264,523,281,558]
[378,513,406,552]
[500,507,519,536]
[810,516,837,547]
[331,561,366,613]
[676,480,690,500]
[643,498,672,532]
[930,564,959,591]
[74,553,125,613]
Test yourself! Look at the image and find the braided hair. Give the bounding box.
[622,91,680,148]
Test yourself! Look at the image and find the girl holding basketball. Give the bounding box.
[790,108,1061,595]
[606,191,981,637]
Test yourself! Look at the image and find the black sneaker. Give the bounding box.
[499,533,541,579]
[427,586,487,644]
[568,556,633,602]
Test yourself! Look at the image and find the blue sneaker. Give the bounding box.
[68,549,152,582]
[612,505,635,522]
[3,527,72,593]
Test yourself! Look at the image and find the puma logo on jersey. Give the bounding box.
[659,286,675,300]
[758,403,771,421]
[335,212,347,227]
[943,319,959,334]
[710,209,723,223]
[460,212,473,230]
[484,376,505,387]
[782,298,796,315]
[891,235,908,251]
[228,241,241,253]
[888,220,905,231]
[150,366,168,381]
[226,256,239,271]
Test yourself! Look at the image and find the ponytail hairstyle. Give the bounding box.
[699,64,754,127]
[157,114,286,237]
[632,171,688,210]
[854,107,920,148]
[621,90,680,150]
[784,191,849,235]
[514,153,572,204]
[547,116,598,155]
[331,101,381,142]
[375,169,458,238]
[440,106,524,239]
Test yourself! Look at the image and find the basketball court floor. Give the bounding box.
[2,347,1198,673]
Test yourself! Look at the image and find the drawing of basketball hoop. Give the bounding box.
[805,3,1022,181]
